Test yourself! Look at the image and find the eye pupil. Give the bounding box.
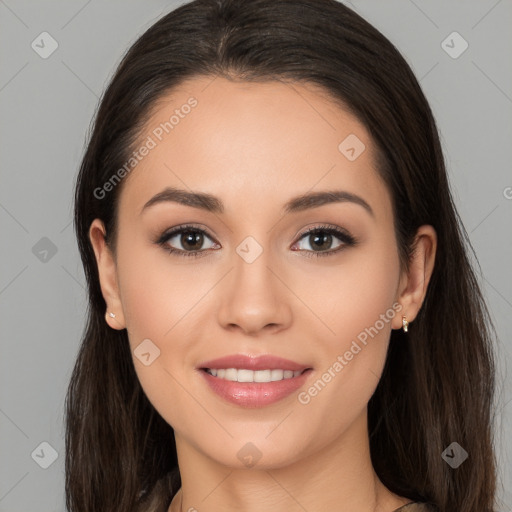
[310,232,332,251]
[182,230,203,250]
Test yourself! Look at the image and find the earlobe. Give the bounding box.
[89,219,126,330]
[393,225,437,330]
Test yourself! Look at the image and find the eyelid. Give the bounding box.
[155,223,217,246]
[295,223,354,242]
[155,222,357,258]
[291,224,357,257]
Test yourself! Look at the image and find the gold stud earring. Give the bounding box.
[402,316,409,333]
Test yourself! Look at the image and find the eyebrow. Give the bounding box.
[140,186,374,217]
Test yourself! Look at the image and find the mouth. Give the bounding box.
[197,354,313,408]
[202,368,306,382]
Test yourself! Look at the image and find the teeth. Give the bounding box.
[206,368,303,383]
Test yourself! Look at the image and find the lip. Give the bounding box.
[198,354,310,372]
[197,354,313,408]
[200,368,312,408]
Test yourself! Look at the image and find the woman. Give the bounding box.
[65,0,498,511]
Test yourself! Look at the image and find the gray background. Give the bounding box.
[1,0,511,510]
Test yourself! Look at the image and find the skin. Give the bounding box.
[89,76,436,512]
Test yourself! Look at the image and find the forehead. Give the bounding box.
[117,76,392,223]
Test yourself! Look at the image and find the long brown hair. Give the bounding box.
[66,0,498,510]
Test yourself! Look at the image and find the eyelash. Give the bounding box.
[155,223,357,259]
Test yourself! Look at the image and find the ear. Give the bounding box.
[89,218,126,330]
[392,225,437,330]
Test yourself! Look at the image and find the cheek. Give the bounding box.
[115,238,212,390]
[308,242,400,348]
[305,241,401,403]
[116,237,200,344]
[115,241,199,427]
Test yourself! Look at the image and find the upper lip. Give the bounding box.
[198,354,311,372]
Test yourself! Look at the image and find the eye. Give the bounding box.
[291,224,357,258]
[155,223,357,259]
[156,224,219,258]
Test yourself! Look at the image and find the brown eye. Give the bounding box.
[291,225,357,258]
[157,225,218,258]
[179,230,205,251]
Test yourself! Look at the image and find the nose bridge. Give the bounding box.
[216,233,291,333]
[234,235,273,292]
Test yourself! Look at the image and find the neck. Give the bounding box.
[168,411,409,512]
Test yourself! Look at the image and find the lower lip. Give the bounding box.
[199,369,312,408]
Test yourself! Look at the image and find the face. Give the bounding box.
[92,76,415,470]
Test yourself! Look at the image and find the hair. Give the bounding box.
[66,0,498,511]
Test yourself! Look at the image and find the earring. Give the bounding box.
[108,312,116,319]
[402,316,409,333]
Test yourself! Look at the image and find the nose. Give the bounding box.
[216,245,293,336]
